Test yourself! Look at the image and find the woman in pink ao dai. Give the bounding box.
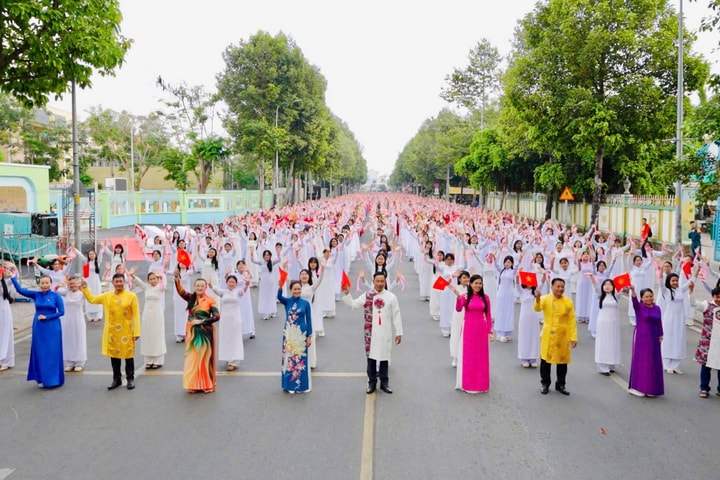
[453,274,494,393]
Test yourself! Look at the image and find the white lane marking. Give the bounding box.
[609,372,629,390]
[0,468,15,479]
[13,334,31,345]
[360,392,376,480]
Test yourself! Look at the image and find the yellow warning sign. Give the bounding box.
[558,186,575,201]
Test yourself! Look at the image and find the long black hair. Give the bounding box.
[207,247,219,271]
[374,252,388,278]
[598,279,616,309]
[262,249,273,272]
[307,257,320,280]
[298,268,313,287]
[87,249,100,274]
[466,274,488,314]
[500,255,515,283]
[1,277,13,303]
[665,273,679,301]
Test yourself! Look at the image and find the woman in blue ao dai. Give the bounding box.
[277,281,313,393]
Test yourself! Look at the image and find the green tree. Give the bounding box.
[440,38,502,128]
[0,93,30,146]
[390,109,471,197]
[82,107,171,190]
[217,31,334,207]
[20,113,71,181]
[0,1,130,107]
[157,80,227,193]
[506,0,709,225]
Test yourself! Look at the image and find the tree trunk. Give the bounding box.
[591,146,604,226]
[258,156,265,209]
[284,157,296,205]
[197,158,209,194]
[544,155,555,221]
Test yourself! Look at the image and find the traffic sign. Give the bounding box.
[559,186,575,201]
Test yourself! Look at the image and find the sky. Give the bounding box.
[51,0,719,177]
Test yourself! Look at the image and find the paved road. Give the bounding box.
[1,233,718,480]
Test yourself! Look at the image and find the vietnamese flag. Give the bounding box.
[519,270,538,288]
[613,273,631,290]
[177,248,192,268]
[82,263,90,278]
[341,270,352,289]
[278,267,288,287]
[433,276,450,290]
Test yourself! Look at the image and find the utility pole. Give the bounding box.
[674,0,684,245]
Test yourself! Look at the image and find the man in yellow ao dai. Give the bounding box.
[534,278,577,396]
[82,273,141,390]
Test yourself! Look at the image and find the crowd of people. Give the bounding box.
[1,193,719,400]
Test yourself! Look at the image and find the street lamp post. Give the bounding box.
[71,78,81,275]
[674,0,684,245]
[130,122,135,191]
[273,105,280,207]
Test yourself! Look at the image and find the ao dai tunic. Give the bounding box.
[534,294,577,364]
[81,287,140,359]
[693,300,720,369]
[517,285,541,361]
[494,267,516,334]
[343,289,403,361]
[212,286,245,362]
[660,285,688,361]
[277,290,312,392]
[12,278,65,387]
[629,297,664,395]
[134,278,167,360]
[594,291,622,366]
[455,293,493,393]
[56,288,87,365]
[175,282,220,393]
[74,248,103,320]
[0,296,14,367]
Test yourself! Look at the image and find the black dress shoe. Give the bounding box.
[366,384,376,394]
[126,378,135,390]
[540,385,549,395]
[599,372,611,376]
[380,385,393,394]
[107,379,122,390]
[555,386,570,396]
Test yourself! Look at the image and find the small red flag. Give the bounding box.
[0,268,4,277]
[519,270,538,288]
[82,263,90,278]
[341,270,352,289]
[177,248,191,268]
[278,267,288,287]
[613,273,631,290]
[433,276,450,290]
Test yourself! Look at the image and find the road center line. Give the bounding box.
[359,392,375,480]
[0,468,15,479]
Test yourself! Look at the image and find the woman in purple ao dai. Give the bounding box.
[628,285,664,397]
[453,274,494,393]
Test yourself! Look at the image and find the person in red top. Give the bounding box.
[640,218,652,256]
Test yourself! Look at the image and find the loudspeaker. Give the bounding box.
[40,216,58,237]
[31,213,45,235]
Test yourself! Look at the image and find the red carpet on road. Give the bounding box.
[109,238,146,262]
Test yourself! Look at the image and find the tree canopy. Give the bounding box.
[0,1,131,107]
